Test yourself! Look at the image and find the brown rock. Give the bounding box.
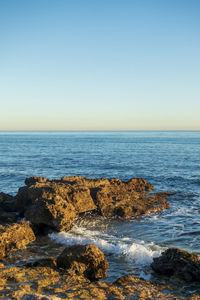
[24,196,77,232]
[0,221,36,259]
[67,186,97,213]
[95,184,169,218]
[25,176,47,186]
[57,244,109,281]
[0,256,183,299]
[16,176,171,232]
[126,177,154,192]
[151,248,200,282]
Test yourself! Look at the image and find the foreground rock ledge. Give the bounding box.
[0,243,178,299]
[16,176,171,232]
[151,248,200,282]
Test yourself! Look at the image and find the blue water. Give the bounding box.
[0,131,200,284]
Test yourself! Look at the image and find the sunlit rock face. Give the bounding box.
[15,175,170,232]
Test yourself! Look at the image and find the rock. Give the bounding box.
[0,208,18,224]
[113,275,176,299]
[56,244,109,281]
[25,176,47,186]
[126,177,154,192]
[16,176,171,232]
[21,294,51,300]
[95,184,169,218]
[151,248,200,282]
[0,254,184,299]
[67,187,97,213]
[24,196,77,232]
[0,221,36,259]
[25,257,57,269]
[0,192,16,212]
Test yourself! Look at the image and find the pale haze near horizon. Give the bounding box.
[0,0,200,131]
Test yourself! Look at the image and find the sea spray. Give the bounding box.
[49,224,164,267]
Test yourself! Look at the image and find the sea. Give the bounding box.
[0,130,200,294]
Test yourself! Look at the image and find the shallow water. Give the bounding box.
[0,131,200,294]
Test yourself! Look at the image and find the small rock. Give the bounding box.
[57,244,109,281]
[151,248,200,282]
[0,221,36,259]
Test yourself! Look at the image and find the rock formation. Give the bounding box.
[0,221,36,259]
[57,244,109,281]
[16,176,170,232]
[151,248,200,282]
[0,244,179,299]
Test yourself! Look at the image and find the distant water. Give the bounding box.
[1,131,200,285]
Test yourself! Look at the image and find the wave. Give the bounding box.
[49,224,164,266]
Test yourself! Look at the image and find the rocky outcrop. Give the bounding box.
[24,196,77,232]
[57,244,109,281]
[0,246,178,300]
[151,248,200,282]
[0,221,36,259]
[0,209,18,224]
[95,183,169,218]
[16,176,170,232]
[0,192,16,212]
[0,192,18,225]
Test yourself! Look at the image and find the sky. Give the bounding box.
[0,0,200,130]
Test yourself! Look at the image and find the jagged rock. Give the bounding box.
[0,265,177,299]
[95,184,169,218]
[0,221,36,259]
[24,196,77,232]
[126,177,154,192]
[21,294,56,300]
[25,257,57,269]
[16,176,170,232]
[56,244,109,281]
[0,209,18,224]
[25,176,47,186]
[151,248,200,282]
[67,187,97,213]
[0,192,16,212]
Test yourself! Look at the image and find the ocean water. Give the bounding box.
[0,131,200,288]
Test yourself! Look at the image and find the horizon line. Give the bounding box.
[0,129,200,132]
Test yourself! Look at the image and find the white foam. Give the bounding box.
[49,224,163,266]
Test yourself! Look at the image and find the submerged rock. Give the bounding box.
[57,244,109,281]
[0,221,36,259]
[16,175,171,232]
[151,248,200,282]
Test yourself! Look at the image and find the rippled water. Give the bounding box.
[0,131,200,291]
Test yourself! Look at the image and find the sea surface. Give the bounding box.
[0,131,200,293]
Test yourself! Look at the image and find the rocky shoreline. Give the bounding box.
[0,176,200,299]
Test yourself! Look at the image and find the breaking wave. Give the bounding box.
[49,223,164,266]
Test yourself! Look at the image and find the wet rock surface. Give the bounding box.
[16,176,170,231]
[151,248,200,282]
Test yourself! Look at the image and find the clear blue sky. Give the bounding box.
[0,0,199,130]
